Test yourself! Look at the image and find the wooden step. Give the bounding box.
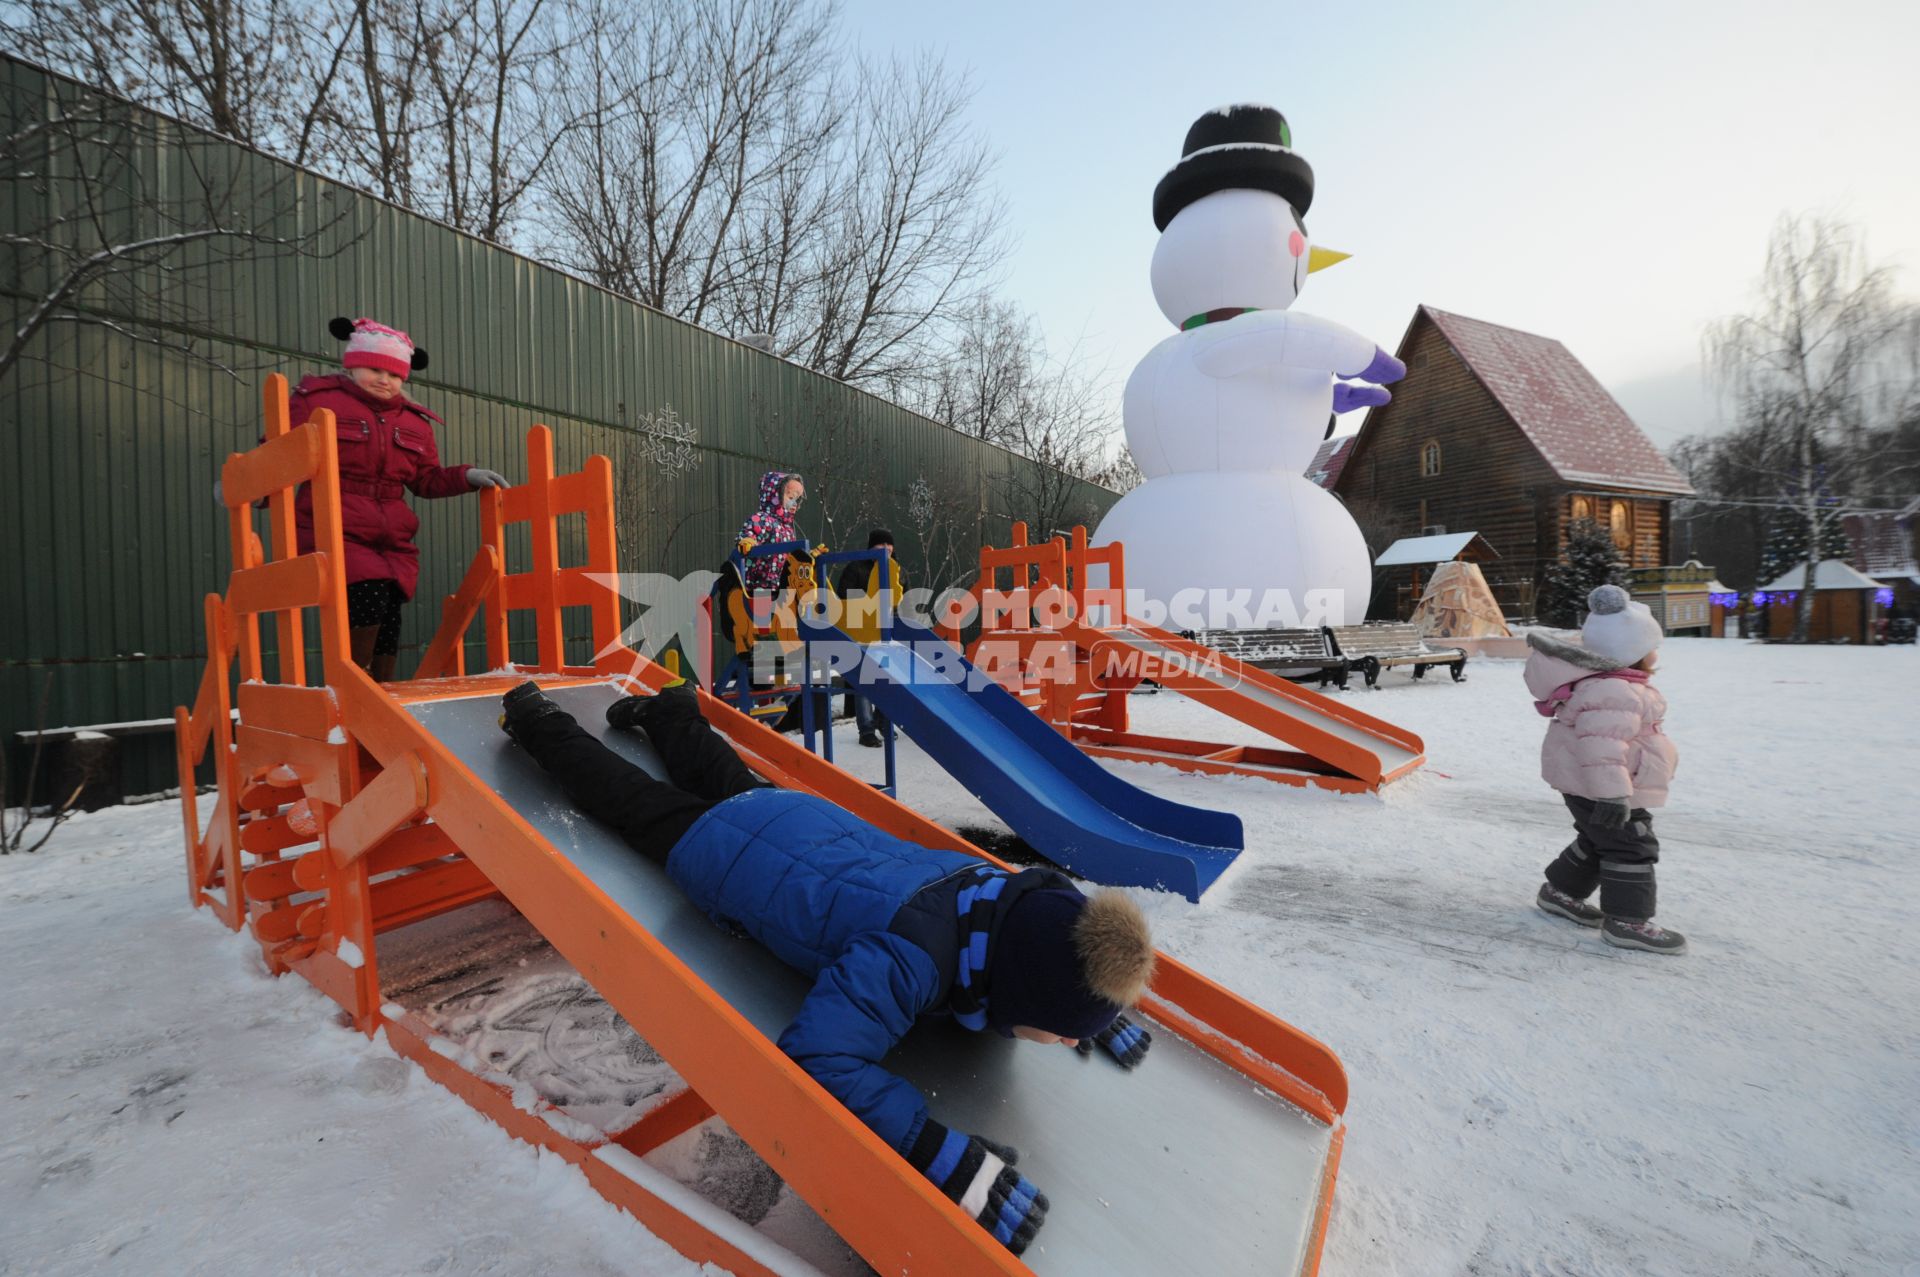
[243,856,303,903]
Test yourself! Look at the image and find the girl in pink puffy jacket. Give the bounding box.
[1525,585,1684,954]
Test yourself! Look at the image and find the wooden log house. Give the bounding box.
[1311,306,1695,621]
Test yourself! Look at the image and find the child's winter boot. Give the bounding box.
[607,681,698,732]
[605,693,653,732]
[500,680,566,744]
[1536,882,1603,927]
[1601,916,1687,954]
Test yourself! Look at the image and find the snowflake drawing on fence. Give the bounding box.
[632,404,701,475]
[909,475,935,529]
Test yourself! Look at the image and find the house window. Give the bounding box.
[1421,440,1441,477]
[1610,501,1631,548]
[1571,495,1592,523]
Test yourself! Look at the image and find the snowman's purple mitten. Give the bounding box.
[1332,382,1392,414]
[1351,347,1407,385]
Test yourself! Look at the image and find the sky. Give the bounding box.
[837,0,1920,449]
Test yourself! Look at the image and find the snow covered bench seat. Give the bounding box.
[1325,623,1467,688]
[1182,627,1351,689]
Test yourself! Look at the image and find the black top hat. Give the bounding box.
[1151,104,1314,232]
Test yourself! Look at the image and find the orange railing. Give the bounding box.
[415,426,627,680]
[175,375,351,930]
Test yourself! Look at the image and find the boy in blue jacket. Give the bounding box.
[499,681,1156,1257]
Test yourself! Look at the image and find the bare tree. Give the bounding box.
[1087,443,1142,495]
[341,0,579,241]
[539,3,1003,389]
[991,365,1114,543]
[10,0,580,244]
[2,78,352,385]
[539,0,836,313]
[1705,215,1917,641]
[6,0,365,164]
[13,1,1017,387]
[921,297,1036,445]
[796,53,1004,386]
[904,302,1119,539]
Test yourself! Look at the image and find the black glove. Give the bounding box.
[1076,1014,1151,1069]
[904,1120,1048,1256]
[1591,797,1632,830]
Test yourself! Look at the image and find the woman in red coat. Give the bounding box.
[292,318,507,681]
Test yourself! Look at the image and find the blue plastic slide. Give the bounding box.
[802,614,1243,900]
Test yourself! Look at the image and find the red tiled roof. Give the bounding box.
[1306,434,1354,489]
[1421,306,1694,495]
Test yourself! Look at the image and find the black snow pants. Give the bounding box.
[1543,794,1661,920]
[512,687,766,863]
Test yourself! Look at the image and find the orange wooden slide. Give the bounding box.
[174,377,1350,1276]
[947,526,1425,794]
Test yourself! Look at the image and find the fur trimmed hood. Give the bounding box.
[1525,629,1628,673]
[1074,888,1156,1007]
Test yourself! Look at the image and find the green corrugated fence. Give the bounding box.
[0,55,1118,800]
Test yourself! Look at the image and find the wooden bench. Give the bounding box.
[1183,628,1351,689]
[1324,623,1467,689]
[12,714,209,811]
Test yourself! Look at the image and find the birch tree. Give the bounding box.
[1704,215,1917,641]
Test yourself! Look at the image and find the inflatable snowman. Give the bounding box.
[1094,105,1405,629]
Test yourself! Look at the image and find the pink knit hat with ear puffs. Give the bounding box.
[329,316,429,379]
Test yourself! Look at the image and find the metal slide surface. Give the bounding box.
[1103,625,1425,782]
[808,616,1242,900]
[408,684,1333,1276]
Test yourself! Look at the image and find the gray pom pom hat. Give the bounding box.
[1525,584,1663,672]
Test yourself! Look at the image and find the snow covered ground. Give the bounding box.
[3,638,1917,1276]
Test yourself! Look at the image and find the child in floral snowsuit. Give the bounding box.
[734,470,806,593]
[1525,585,1684,954]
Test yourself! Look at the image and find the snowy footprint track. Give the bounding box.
[455,975,671,1114]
